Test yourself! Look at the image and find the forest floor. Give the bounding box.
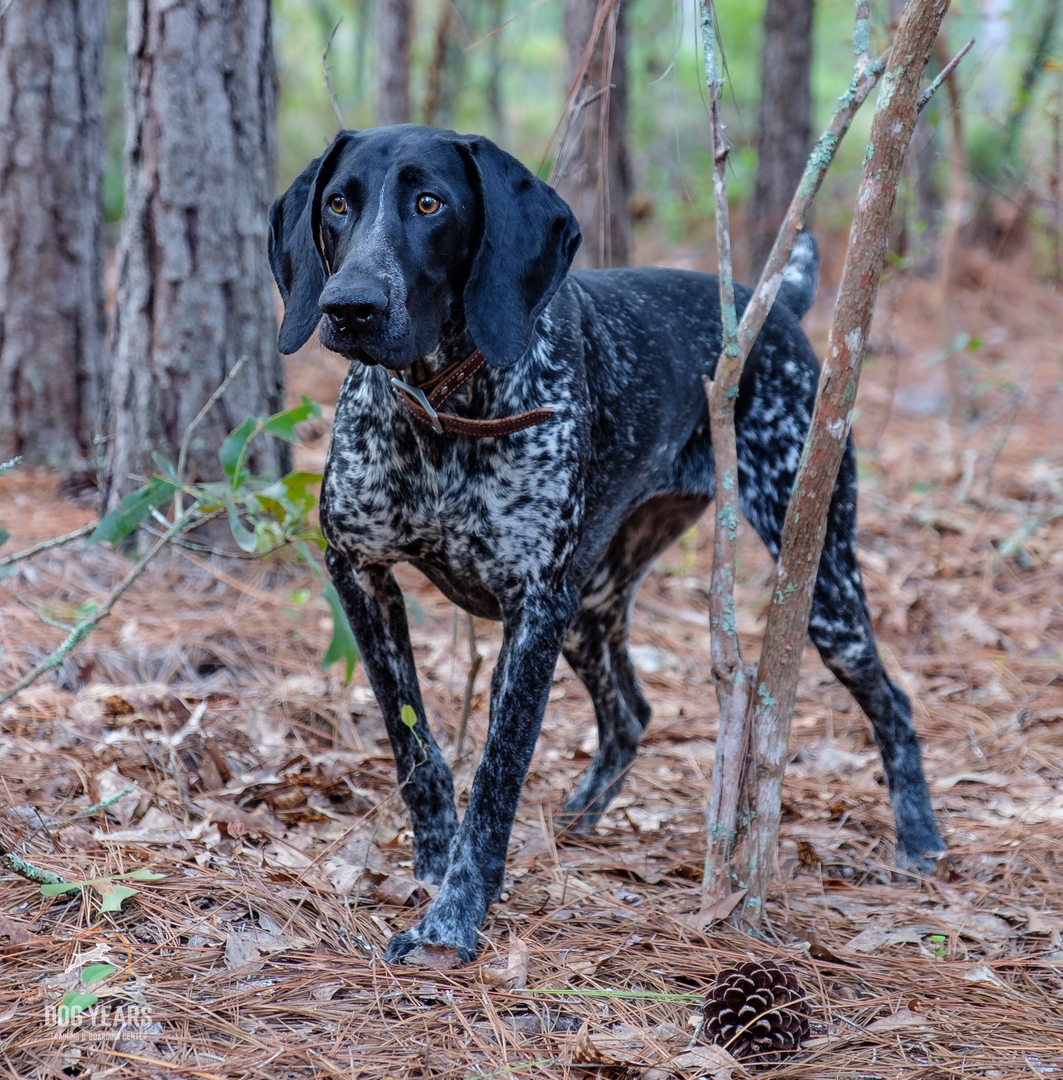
[1,237,1062,1079]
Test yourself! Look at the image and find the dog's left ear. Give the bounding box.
[458,137,581,367]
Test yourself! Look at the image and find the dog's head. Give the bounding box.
[268,125,581,370]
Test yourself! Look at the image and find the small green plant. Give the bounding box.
[89,394,359,681]
[0,387,359,705]
[40,866,165,914]
[59,962,117,1018]
[928,933,947,958]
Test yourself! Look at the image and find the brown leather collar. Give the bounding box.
[390,349,555,438]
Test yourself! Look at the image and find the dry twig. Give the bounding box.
[322,19,346,131]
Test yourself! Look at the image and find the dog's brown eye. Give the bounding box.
[328,194,347,215]
[416,194,443,215]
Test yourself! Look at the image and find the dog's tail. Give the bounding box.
[774,233,819,320]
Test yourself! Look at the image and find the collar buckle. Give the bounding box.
[390,377,444,434]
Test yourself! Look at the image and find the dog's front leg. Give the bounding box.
[385,586,578,964]
[325,547,459,883]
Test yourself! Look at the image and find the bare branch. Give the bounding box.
[0,848,69,886]
[697,0,756,911]
[0,522,96,569]
[918,37,974,113]
[175,356,247,516]
[734,53,886,369]
[854,0,870,70]
[322,19,346,130]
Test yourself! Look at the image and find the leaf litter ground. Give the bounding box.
[1,245,1062,1078]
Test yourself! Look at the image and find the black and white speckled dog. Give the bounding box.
[268,125,945,963]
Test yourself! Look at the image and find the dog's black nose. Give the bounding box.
[320,283,388,332]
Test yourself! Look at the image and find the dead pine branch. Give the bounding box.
[542,0,620,182]
[699,0,886,917]
[738,0,952,927]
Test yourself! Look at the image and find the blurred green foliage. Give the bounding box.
[99,0,1063,259]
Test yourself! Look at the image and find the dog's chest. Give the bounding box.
[321,363,584,587]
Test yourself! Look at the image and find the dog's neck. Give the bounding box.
[404,319,475,387]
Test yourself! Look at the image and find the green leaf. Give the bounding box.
[0,527,9,550]
[120,868,165,881]
[321,582,358,683]
[82,964,117,986]
[218,416,260,482]
[261,396,322,444]
[150,451,181,485]
[401,704,417,729]
[96,883,140,913]
[297,528,327,554]
[251,517,286,554]
[220,487,257,553]
[258,470,322,521]
[60,990,99,1014]
[40,882,84,896]
[89,476,179,546]
[219,400,321,490]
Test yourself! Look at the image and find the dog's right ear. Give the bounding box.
[268,133,355,354]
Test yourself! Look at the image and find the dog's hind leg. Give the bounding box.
[558,598,647,829]
[325,548,459,884]
[739,439,946,872]
[559,494,708,830]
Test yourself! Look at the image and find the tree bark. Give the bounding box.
[0,0,107,466]
[554,0,631,269]
[377,0,413,125]
[106,0,283,507]
[749,0,813,279]
[700,0,885,920]
[739,0,949,925]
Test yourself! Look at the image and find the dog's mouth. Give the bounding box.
[317,316,413,371]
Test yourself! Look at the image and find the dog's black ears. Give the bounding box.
[268,133,356,354]
[459,138,581,367]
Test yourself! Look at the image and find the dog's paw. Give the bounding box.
[894,842,949,879]
[554,806,597,837]
[384,924,478,966]
[894,819,948,878]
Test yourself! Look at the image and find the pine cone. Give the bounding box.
[702,961,809,1065]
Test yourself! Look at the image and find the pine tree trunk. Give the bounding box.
[0,0,107,466]
[749,0,813,279]
[555,0,631,269]
[377,0,412,125]
[106,0,284,506]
